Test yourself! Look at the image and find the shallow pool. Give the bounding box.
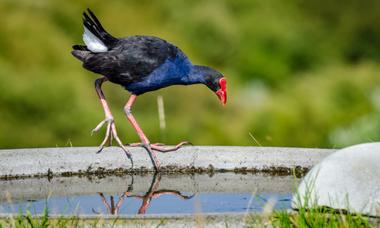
[0,173,296,215]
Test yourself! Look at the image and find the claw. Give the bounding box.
[97,146,104,154]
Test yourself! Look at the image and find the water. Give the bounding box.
[0,173,296,215]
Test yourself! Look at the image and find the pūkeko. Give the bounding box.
[72,9,227,170]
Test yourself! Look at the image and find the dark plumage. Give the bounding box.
[71,9,227,170]
[74,35,184,94]
[72,9,225,96]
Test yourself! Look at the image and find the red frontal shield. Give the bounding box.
[216,77,227,106]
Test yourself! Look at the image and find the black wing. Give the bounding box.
[82,36,178,85]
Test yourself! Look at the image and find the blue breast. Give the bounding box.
[125,52,193,95]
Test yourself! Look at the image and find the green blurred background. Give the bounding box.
[1,0,380,149]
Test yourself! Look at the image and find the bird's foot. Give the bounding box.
[91,117,133,160]
[125,141,191,171]
[150,141,192,152]
[127,141,192,152]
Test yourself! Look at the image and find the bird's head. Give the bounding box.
[190,65,227,105]
[203,68,227,106]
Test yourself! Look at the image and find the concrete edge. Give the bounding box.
[0,146,335,178]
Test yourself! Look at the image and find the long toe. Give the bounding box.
[150,141,192,152]
[109,123,133,159]
[127,142,166,147]
[92,118,114,153]
[91,117,113,135]
[126,142,144,147]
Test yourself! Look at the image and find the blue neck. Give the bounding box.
[184,65,207,85]
[124,55,209,95]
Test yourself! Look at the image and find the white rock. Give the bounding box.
[292,142,380,217]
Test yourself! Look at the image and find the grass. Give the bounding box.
[245,199,379,227]
[1,202,379,227]
[2,209,377,227]
[271,208,375,227]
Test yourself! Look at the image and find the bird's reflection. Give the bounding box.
[95,173,194,215]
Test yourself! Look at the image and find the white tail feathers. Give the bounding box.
[83,27,108,53]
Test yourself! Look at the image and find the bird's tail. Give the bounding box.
[82,8,119,53]
[71,45,91,61]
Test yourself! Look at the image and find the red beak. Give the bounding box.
[216,77,227,106]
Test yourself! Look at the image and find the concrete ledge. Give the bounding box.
[0,146,334,178]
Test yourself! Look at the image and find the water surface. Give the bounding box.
[0,173,296,215]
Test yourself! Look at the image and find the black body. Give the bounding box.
[72,9,224,95]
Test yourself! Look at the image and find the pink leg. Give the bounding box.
[93,77,132,161]
[124,95,191,155]
[124,95,161,169]
[98,193,112,214]
[127,173,193,214]
[98,192,129,215]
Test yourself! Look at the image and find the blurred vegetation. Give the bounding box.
[1,0,380,149]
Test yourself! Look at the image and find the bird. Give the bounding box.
[72,9,227,170]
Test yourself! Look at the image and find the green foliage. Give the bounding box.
[1,0,380,148]
[271,208,374,228]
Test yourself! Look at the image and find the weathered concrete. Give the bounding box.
[0,146,334,178]
[293,143,380,217]
[0,173,297,203]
